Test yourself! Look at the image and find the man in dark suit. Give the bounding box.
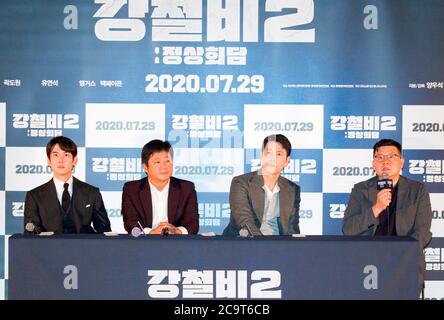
[24,136,111,234]
[122,140,199,235]
[342,138,432,294]
[223,134,300,236]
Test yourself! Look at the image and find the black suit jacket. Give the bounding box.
[24,177,111,234]
[122,177,199,234]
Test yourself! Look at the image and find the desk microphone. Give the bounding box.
[239,224,254,237]
[131,226,142,237]
[137,221,147,234]
[131,221,148,237]
[239,228,249,237]
[161,227,170,236]
[354,224,375,236]
[245,223,254,237]
[25,222,40,234]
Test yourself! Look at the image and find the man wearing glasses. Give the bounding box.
[342,138,432,296]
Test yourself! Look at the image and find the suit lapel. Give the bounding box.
[251,172,265,223]
[395,176,409,231]
[71,177,84,232]
[168,178,180,223]
[139,178,153,226]
[368,177,378,209]
[278,177,292,232]
[41,179,62,229]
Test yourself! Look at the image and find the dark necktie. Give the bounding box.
[62,183,70,213]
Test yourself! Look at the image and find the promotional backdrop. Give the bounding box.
[0,0,443,299]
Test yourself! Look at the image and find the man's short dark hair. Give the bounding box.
[46,136,77,159]
[373,138,402,156]
[141,139,173,166]
[262,134,291,157]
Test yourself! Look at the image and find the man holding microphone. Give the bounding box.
[342,138,432,296]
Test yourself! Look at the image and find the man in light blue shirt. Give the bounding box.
[261,183,281,235]
[223,134,301,236]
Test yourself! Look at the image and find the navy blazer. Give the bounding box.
[121,176,199,234]
[24,177,111,234]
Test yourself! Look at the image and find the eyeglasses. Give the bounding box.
[373,154,401,162]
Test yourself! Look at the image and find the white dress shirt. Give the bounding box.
[53,176,73,206]
[142,179,188,234]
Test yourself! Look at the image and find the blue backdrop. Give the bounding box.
[1,0,443,299]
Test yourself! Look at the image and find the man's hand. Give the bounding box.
[149,221,182,235]
[372,189,392,217]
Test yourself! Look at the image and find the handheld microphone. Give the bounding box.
[377,173,393,190]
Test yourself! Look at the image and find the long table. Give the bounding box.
[8,234,419,299]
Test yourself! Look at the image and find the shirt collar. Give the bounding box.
[148,179,170,194]
[262,183,280,194]
[53,175,73,189]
